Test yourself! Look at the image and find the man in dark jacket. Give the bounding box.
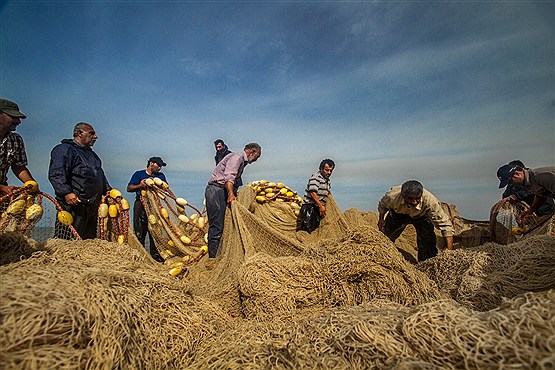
[497,164,555,222]
[499,160,554,217]
[214,139,232,165]
[49,122,111,239]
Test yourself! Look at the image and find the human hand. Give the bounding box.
[65,193,81,206]
[227,193,236,204]
[0,185,17,196]
[377,219,385,232]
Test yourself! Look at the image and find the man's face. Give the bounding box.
[246,149,261,163]
[320,164,334,179]
[510,170,525,185]
[78,125,98,147]
[403,194,421,207]
[215,143,224,151]
[0,112,22,132]
[149,162,162,174]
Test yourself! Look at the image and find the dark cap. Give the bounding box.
[497,164,520,188]
[149,157,166,167]
[0,98,26,119]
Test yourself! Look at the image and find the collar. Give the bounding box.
[523,169,530,186]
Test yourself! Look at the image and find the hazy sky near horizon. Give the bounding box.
[2,1,554,220]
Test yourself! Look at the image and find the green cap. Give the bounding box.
[0,98,27,119]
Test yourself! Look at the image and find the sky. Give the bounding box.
[1,1,554,221]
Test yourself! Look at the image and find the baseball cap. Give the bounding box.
[497,164,520,188]
[149,157,166,167]
[0,98,27,119]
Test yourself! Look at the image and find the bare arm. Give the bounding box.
[12,164,35,183]
[309,191,326,217]
[226,181,236,204]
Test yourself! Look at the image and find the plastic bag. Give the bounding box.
[298,203,320,233]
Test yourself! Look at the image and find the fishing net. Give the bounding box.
[185,183,351,314]
[95,190,131,244]
[0,183,48,238]
[138,178,208,271]
[2,180,554,369]
[417,234,555,311]
[237,227,443,319]
[187,290,554,369]
[0,238,232,370]
[0,183,134,242]
[490,199,553,244]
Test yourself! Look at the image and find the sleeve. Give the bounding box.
[306,174,320,193]
[102,171,111,193]
[128,171,141,186]
[377,191,392,215]
[48,145,74,197]
[426,197,454,237]
[537,171,555,197]
[223,154,242,184]
[13,134,28,166]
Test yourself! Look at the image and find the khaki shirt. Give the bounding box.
[378,185,454,237]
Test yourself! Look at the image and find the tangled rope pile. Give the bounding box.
[0,181,81,240]
[418,234,555,311]
[0,239,232,369]
[139,178,208,274]
[237,228,443,319]
[1,182,554,369]
[187,290,554,369]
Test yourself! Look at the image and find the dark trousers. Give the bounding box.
[133,200,163,261]
[55,201,99,240]
[384,210,437,262]
[205,183,228,258]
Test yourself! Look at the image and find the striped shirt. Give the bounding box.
[378,185,454,237]
[303,171,331,205]
[0,132,27,185]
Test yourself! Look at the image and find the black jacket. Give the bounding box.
[48,139,110,205]
[215,145,232,165]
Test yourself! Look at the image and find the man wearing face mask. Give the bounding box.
[214,139,232,165]
[378,180,454,262]
[49,122,111,239]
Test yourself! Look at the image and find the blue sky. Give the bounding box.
[2,1,554,220]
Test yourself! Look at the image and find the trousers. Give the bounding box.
[55,201,99,240]
[205,183,228,258]
[383,209,437,262]
[133,199,163,262]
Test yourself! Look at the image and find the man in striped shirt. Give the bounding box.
[299,159,335,233]
[0,98,37,196]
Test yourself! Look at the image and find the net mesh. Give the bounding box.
[1,180,554,369]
